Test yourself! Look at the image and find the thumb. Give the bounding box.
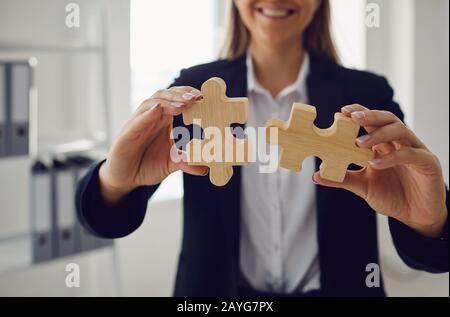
[177,161,209,177]
[312,170,368,199]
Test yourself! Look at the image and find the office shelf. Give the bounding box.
[0,5,116,280]
[0,44,104,54]
[37,137,107,157]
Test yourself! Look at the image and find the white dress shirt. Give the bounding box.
[240,52,321,294]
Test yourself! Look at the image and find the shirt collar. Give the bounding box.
[246,50,310,100]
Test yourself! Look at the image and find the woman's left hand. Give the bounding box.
[312,104,448,238]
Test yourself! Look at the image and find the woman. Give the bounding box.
[76,0,449,296]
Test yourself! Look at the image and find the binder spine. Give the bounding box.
[0,61,31,158]
[53,160,77,257]
[31,162,54,263]
[0,64,6,157]
[10,63,30,156]
[31,156,113,264]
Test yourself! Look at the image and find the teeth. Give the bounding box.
[260,8,291,18]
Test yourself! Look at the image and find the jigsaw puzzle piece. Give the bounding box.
[185,126,249,187]
[318,160,353,183]
[266,104,318,172]
[322,113,372,167]
[266,103,374,183]
[181,77,249,186]
[182,77,248,128]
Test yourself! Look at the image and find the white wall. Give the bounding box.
[412,0,449,184]
[365,0,449,296]
[365,0,449,182]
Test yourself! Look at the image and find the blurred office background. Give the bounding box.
[0,0,448,296]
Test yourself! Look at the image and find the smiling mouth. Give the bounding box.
[256,7,296,19]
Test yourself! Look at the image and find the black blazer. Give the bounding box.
[76,54,449,297]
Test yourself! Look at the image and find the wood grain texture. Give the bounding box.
[182,77,249,186]
[266,103,374,182]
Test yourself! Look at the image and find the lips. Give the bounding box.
[256,7,296,19]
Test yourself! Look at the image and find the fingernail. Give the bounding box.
[190,89,201,96]
[369,158,382,165]
[171,102,185,108]
[182,93,196,100]
[189,90,203,101]
[351,111,366,119]
[311,174,318,184]
[341,105,354,113]
[356,134,371,143]
[202,169,209,176]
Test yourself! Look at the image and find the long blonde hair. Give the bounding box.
[220,0,340,64]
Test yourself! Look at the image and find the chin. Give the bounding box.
[256,30,300,48]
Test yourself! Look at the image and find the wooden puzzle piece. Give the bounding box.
[182,77,249,186]
[266,103,374,182]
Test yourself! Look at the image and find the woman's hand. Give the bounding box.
[312,104,448,238]
[99,87,208,204]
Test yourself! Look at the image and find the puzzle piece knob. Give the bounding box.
[209,166,234,187]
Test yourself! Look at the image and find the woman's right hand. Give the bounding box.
[98,86,208,204]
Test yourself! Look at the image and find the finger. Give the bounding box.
[341,105,399,139]
[151,87,202,104]
[341,104,369,112]
[158,99,190,116]
[341,104,370,116]
[368,148,441,173]
[372,143,396,156]
[349,110,401,129]
[138,98,191,116]
[170,86,202,98]
[119,103,164,145]
[341,105,399,134]
[341,105,398,154]
[312,170,368,199]
[363,126,397,154]
[134,87,202,117]
[177,161,209,176]
[355,121,424,149]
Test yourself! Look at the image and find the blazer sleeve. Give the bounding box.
[76,160,158,238]
[376,76,450,273]
[76,70,192,239]
[388,190,449,273]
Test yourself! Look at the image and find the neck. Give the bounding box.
[250,39,305,98]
